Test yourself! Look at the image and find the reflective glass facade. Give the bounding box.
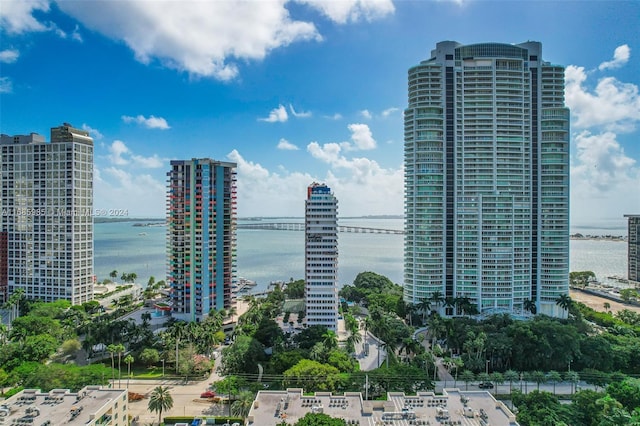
[404,41,570,317]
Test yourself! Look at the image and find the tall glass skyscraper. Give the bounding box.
[167,158,237,322]
[404,41,570,318]
[305,182,338,330]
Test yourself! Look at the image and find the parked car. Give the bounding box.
[478,382,494,389]
[200,390,216,398]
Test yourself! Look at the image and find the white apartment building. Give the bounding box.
[404,42,570,318]
[1,386,128,426]
[305,183,339,330]
[0,124,94,304]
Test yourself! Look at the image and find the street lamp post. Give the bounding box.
[486,360,490,375]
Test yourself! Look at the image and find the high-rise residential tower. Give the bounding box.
[625,215,640,283]
[0,124,94,305]
[404,41,570,318]
[167,159,237,322]
[305,183,339,330]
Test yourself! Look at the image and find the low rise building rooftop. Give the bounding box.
[247,388,518,426]
[0,386,128,426]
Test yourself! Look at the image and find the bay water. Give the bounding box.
[94,219,628,293]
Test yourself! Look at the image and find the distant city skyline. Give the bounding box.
[1,1,638,230]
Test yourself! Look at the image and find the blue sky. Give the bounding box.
[1,0,639,231]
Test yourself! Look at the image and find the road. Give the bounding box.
[353,330,385,371]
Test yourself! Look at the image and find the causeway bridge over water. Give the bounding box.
[237,222,404,235]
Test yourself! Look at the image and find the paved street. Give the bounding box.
[354,330,386,371]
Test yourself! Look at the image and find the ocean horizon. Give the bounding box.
[94,218,629,294]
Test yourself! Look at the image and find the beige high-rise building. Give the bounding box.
[0,123,94,304]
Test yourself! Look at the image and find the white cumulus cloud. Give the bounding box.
[348,123,377,150]
[567,46,640,229]
[382,107,399,117]
[598,44,631,71]
[57,1,323,80]
[324,113,343,120]
[107,140,166,169]
[565,65,640,133]
[0,0,50,34]
[122,114,171,130]
[95,166,165,217]
[0,77,13,93]
[277,138,299,150]
[259,105,289,123]
[228,148,402,217]
[0,49,20,63]
[297,0,395,24]
[572,131,636,192]
[359,109,372,120]
[108,140,130,166]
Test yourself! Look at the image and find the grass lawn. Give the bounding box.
[128,365,172,379]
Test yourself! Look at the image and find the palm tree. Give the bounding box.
[0,323,8,345]
[148,386,173,424]
[115,344,125,388]
[226,305,238,323]
[124,354,134,388]
[346,330,363,355]
[565,371,580,394]
[490,372,504,395]
[547,370,562,395]
[524,299,537,315]
[531,370,546,390]
[451,357,464,387]
[2,288,25,325]
[405,303,417,326]
[418,298,431,325]
[430,290,444,314]
[400,338,420,363]
[460,370,475,391]
[109,270,118,281]
[322,330,338,351]
[503,369,519,394]
[380,341,398,368]
[231,390,255,420]
[604,302,611,312]
[107,344,117,384]
[444,296,456,315]
[556,294,573,312]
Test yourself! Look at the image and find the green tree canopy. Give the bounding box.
[513,390,573,426]
[283,359,342,392]
[220,335,266,375]
[294,412,347,426]
[284,279,305,299]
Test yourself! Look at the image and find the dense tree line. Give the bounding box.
[514,378,640,425]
